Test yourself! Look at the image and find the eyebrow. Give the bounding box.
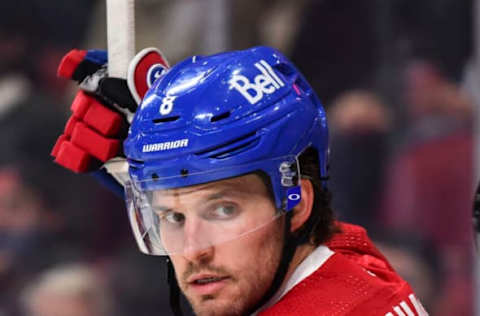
[152,190,236,214]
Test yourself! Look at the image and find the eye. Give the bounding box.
[162,211,185,225]
[208,204,238,220]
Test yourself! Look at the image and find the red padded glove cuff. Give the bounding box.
[71,122,120,162]
[53,139,92,173]
[71,91,92,118]
[70,91,123,136]
[51,134,68,157]
[83,100,123,137]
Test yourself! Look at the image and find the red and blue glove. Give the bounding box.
[51,48,169,196]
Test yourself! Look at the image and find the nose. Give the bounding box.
[183,243,214,263]
[182,218,214,263]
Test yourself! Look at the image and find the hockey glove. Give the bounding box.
[51,48,169,196]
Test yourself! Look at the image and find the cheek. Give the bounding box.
[170,256,187,277]
[221,218,285,283]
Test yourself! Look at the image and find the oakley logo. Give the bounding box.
[229,60,285,105]
[286,186,301,211]
[142,138,189,153]
[288,193,301,201]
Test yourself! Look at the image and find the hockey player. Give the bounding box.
[52,46,428,315]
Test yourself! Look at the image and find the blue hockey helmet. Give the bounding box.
[123,46,328,255]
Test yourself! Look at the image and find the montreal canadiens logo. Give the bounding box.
[147,64,168,88]
[127,48,170,104]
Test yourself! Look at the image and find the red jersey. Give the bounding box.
[258,222,428,316]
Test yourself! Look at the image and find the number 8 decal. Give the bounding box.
[160,96,177,115]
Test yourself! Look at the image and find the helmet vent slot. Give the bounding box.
[127,158,144,170]
[212,137,260,159]
[210,111,231,122]
[274,63,295,77]
[195,131,258,159]
[294,77,309,94]
[153,116,180,124]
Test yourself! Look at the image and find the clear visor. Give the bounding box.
[124,157,300,256]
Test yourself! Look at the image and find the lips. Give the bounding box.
[187,274,230,295]
[188,274,229,285]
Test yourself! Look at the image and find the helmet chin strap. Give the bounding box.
[166,212,298,316]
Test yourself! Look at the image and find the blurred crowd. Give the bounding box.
[0,0,476,315]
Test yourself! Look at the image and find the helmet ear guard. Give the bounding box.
[270,58,329,184]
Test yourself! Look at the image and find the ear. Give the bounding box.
[290,178,314,232]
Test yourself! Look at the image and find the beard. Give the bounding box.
[176,222,285,316]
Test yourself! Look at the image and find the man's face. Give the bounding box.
[154,174,285,316]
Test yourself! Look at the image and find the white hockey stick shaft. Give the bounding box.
[104,0,135,182]
[107,0,135,123]
[106,0,135,79]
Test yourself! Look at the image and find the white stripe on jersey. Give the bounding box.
[393,306,406,316]
[384,294,429,316]
[400,301,415,316]
[409,294,429,316]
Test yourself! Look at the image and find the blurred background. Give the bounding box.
[0,0,477,315]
